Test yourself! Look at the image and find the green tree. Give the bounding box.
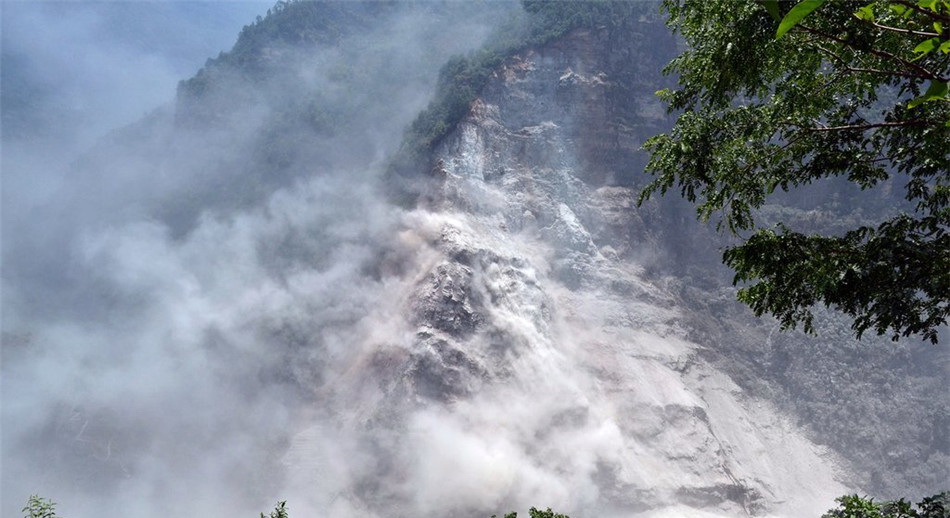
[261,501,288,518]
[527,508,571,518]
[822,492,949,517]
[641,0,950,343]
[22,495,58,518]
[492,507,571,518]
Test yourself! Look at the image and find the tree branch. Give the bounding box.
[810,43,934,80]
[800,120,934,132]
[893,0,950,23]
[844,66,935,80]
[799,25,949,82]
[865,20,940,38]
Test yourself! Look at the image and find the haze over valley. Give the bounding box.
[2,2,947,517]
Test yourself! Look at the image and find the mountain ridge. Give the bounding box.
[2,2,946,516]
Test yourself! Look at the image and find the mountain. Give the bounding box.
[1,2,946,517]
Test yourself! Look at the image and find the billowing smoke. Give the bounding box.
[2,2,517,515]
[4,2,946,518]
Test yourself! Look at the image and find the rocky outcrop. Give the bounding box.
[364,26,851,517]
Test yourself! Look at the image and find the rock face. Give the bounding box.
[7,7,944,518]
[283,26,853,518]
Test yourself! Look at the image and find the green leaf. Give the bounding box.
[760,0,781,21]
[854,4,875,21]
[918,0,938,9]
[935,21,944,34]
[776,0,827,39]
[940,39,950,53]
[913,37,940,54]
[890,3,909,15]
[908,80,949,108]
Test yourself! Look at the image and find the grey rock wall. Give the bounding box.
[362,26,857,517]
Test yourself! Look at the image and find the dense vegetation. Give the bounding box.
[178,0,396,99]
[493,508,572,518]
[21,496,57,518]
[175,0,401,137]
[822,492,949,518]
[641,0,950,343]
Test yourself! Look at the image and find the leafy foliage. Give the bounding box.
[642,0,950,343]
[260,501,288,518]
[22,495,58,518]
[492,507,571,518]
[822,492,949,517]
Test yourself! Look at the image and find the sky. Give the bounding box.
[2,1,272,145]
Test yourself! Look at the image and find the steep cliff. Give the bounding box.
[3,3,946,518]
[288,24,851,517]
[279,15,947,517]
